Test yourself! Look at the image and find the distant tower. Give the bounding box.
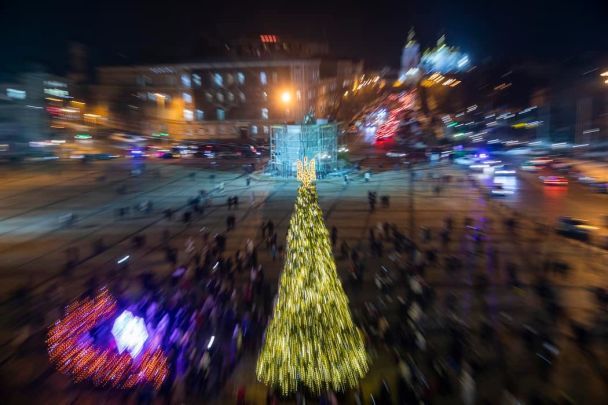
[400,28,420,80]
[437,34,446,48]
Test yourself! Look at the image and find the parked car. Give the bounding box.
[589,181,608,194]
[556,217,598,241]
[110,133,146,144]
[521,161,542,171]
[540,176,568,186]
[493,165,516,176]
[386,150,407,158]
[217,148,242,158]
[489,184,514,197]
[454,157,475,166]
[84,153,118,160]
[578,175,598,184]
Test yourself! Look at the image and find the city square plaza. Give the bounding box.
[0,156,607,403]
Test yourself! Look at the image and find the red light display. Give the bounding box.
[375,92,416,141]
[260,34,278,43]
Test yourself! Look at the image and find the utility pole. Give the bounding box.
[409,167,416,242]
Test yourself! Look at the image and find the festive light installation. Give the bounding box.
[296,157,316,186]
[47,288,168,390]
[112,310,148,358]
[375,91,416,141]
[376,110,400,140]
[256,159,368,395]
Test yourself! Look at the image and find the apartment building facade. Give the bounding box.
[95,57,362,141]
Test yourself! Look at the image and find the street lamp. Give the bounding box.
[280,91,292,121]
[281,91,291,103]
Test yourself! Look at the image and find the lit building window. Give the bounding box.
[226,73,234,85]
[193,74,202,87]
[217,108,225,121]
[196,109,204,121]
[181,73,191,88]
[251,125,258,135]
[149,92,170,102]
[260,72,267,85]
[183,109,193,121]
[261,108,269,120]
[183,93,192,103]
[263,126,269,134]
[262,91,268,101]
[239,92,246,102]
[205,92,213,102]
[213,73,223,87]
[227,92,234,102]
[217,92,224,102]
[237,72,245,84]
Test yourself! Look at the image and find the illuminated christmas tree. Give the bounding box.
[256,158,368,395]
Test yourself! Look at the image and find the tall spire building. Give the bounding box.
[400,28,421,80]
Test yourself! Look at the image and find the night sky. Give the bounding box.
[1,0,606,74]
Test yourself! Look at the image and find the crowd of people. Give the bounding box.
[4,188,279,404]
[336,209,608,404]
[4,164,608,405]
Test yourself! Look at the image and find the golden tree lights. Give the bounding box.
[256,159,368,395]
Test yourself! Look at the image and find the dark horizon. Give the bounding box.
[1,0,607,74]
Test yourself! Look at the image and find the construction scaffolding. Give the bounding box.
[269,123,338,177]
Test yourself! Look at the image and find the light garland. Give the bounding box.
[47,288,168,390]
[256,175,368,395]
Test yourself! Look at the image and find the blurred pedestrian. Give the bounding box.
[460,363,476,405]
[227,215,236,231]
[331,226,338,247]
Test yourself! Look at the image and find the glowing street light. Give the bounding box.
[281,91,292,104]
